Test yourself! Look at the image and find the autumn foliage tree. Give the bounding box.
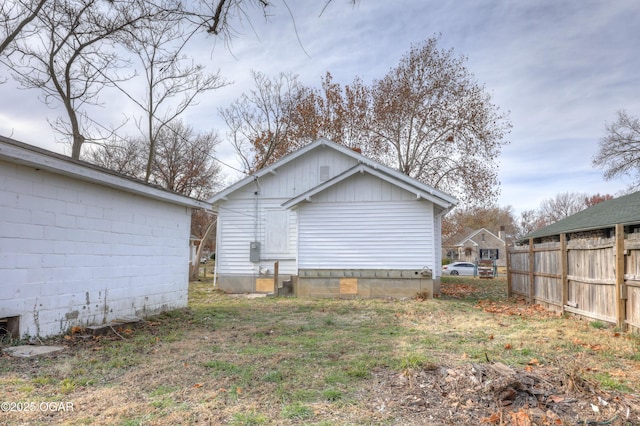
[366,37,510,205]
[442,205,518,241]
[288,72,371,151]
[226,36,511,206]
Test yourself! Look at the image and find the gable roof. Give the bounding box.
[444,227,504,247]
[209,138,458,211]
[0,135,209,209]
[523,191,640,240]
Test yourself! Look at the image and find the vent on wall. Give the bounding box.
[0,316,19,340]
[319,166,331,181]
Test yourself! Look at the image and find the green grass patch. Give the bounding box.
[231,411,269,426]
[281,402,314,420]
[590,320,607,330]
[1,277,638,424]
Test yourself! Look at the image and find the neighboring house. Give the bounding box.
[0,136,208,339]
[443,227,507,267]
[209,138,457,298]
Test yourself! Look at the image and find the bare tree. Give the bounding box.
[87,120,222,200]
[517,192,614,238]
[5,0,160,159]
[0,0,48,57]
[220,70,303,172]
[114,9,227,182]
[151,121,222,200]
[538,192,588,224]
[517,209,547,239]
[85,137,146,178]
[186,0,358,39]
[593,110,640,187]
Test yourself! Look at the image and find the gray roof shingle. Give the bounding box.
[523,191,640,240]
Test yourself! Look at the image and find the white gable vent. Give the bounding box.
[319,165,331,181]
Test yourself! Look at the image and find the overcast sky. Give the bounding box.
[1,0,639,214]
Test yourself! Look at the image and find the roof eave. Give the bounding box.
[0,136,208,209]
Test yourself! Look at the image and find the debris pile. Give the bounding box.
[366,363,640,425]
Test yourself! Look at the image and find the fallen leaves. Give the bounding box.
[441,284,478,298]
[572,338,607,352]
[476,299,552,317]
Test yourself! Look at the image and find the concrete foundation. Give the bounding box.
[217,275,259,293]
[295,269,434,299]
[217,274,294,294]
[217,269,436,299]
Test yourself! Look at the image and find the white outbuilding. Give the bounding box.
[209,138,457,298]
[0,136,208,338]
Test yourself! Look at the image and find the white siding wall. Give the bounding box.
[296,174,436,270]
[216,191,298,276]
[257,148,358,198]
[297,200,434,269]
[0,160,192,338]
[215,148,358,277]
[215,147,445,280]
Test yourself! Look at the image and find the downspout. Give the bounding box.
[253,177,262,281]
[213,214,219,289]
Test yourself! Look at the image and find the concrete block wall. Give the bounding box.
[0,160,192,338]
[295,269,435,299]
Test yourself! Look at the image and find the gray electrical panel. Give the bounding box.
[249,241,260,263]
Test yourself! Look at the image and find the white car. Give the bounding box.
[443,262,476,276]
[200,256,209,264]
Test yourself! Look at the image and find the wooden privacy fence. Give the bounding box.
[507,224,640,331]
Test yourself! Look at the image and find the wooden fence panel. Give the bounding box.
[534,275,562,307]
[626,282,640,331]
[565,238,616,322]
[533,243,562,308]
[507,234,634,327]
[510,272,529,296]
[625,243,640,280]
[508,249,530,297]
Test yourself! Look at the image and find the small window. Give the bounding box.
[480,249,499,260]
[319,166,331,181]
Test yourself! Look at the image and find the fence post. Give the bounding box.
[273,261,279,296]
[528,238,535,304]
[560,233,568,314]
[615,224,626,329]
[506,242,512,297]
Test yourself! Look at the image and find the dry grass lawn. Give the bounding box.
[1,276,639,425]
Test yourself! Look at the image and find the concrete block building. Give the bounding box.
[0,136,207,338]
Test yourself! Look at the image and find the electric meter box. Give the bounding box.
[250,241,260,263]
